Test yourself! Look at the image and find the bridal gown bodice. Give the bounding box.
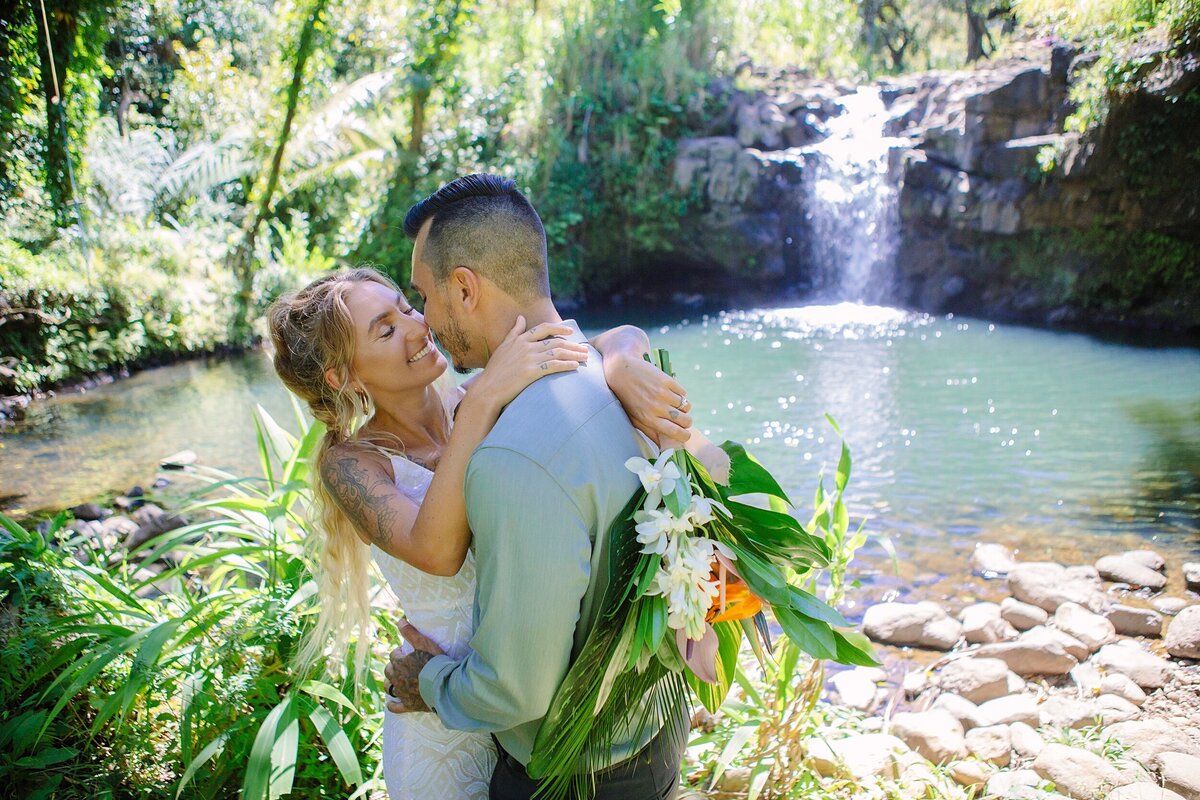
[372,455,493,799]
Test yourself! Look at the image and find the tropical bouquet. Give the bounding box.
[526,349,878,799]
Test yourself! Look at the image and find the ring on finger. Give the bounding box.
[674,392,687,411]
[679,397,691,413]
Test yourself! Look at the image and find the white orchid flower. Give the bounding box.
[633,509,674,555]
[624,449,681,509]
[686,495,731,527]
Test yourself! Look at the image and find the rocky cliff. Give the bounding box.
[669,42,1200,330]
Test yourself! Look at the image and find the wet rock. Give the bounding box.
[1009,721,1045,759]
[973,543,1018,577]
[1165,605,1200,659]
[1158,751,1200,800]
[1106,604,1164,638]
[71,502,108,521]
[1102,720,1200,769]
[965,724,1011,766]
[831,668,882,711]
[962,602,1019,644]
[1097,555,1168,591]
[1055,602,1116,652]
[978,694,1040,727]
[160,450,197,470]
[1009,563,1106,613]
[1093,643,1176,689]
[1031,743,1123,799]
[805,733,912,780]
[1106,785,1187,800]
[1122,550,1166,572]
[889,709,968,764]
[977,627,1079,676]
[949,758,993,787]
[863,601,963,650]
[932,692,986,731]
[1154,597,1191,616]
[1185,563,1200,592]
[937,657,1011,704]
[1002,597,1050,630]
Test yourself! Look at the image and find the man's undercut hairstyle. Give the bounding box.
[404,174,551,301]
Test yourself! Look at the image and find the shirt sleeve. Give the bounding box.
[418,445,592,731]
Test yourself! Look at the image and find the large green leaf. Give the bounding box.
[243,694,299,800]
[719,442,793,505]
[306,701,364,787]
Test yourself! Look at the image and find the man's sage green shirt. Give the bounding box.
[418,321,658,767]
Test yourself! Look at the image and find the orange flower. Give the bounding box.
[705,560,764,624]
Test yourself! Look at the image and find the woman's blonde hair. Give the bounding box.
[268,266,400,679]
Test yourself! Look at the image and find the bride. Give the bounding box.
[267,266,693,798]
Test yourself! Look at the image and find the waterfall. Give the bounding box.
[802,88,906,304]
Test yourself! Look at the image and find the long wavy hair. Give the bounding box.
[268,267,404,679]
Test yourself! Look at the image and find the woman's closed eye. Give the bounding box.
[380,324,396,339]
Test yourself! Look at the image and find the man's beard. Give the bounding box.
[434,312,474,374]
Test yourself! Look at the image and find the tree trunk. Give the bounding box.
[33,0,80,226]
[967,0,987,62]
[229,0,331,341]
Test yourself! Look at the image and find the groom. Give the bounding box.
[385,174,687,799]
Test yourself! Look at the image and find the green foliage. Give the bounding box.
[0,408,385,798]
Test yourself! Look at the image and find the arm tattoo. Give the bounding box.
[321,454,401,547]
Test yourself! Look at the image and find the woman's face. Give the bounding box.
[343,280,448,397]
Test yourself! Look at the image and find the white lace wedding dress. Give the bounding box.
[373,454,495,799]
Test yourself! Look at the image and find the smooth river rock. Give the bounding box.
[1002,597,1050,630]
[1096,555,1168,591]
[889,709,968,764]
[931,693,985,730]
[961,601,1018,644]
[936,657,1011,703]
[977,693,1040,727]
[1031,743,1123,799]
[1154,597,1192,616]
[1165,605,1200,659]
[805,733,912,780]
[1054,602,1116,652]
[1009,721,1045,759]
[1185,563,1200,592]
[1102,720,1200,768]
[976,626,1079,675]
[972,542,1018,577]
[1158,751,1200,800]
[1122,549,1165,572]
[965,724,1011,766]
[863,601,963,650]
[830,668,882,711]
[1106,604,1164,638]
[1099,673,1148,706]
[1008,562,1105,613]
[1092,643,1176,689]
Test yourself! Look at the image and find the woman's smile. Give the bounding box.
[408,340,434,363]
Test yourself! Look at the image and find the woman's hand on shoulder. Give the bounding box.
[604,351,693,449]
[462,316,588,414]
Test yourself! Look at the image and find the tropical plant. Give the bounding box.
[0,405,388,798]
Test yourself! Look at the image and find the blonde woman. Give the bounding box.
[268,266,691,798]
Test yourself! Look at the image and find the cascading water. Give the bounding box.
[801,88,907,304]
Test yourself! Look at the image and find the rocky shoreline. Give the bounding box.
[777,543,1200,800]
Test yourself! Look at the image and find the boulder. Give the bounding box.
[1055,602,1116,652]
[1009,721,1045,759]
[936,657,1011,703]
[1031,743,1123,799]
[1092,643,1176,689]
[1154,597,1191,617]
[1102,720,1200,769]
[805,733,912,780]
[1106,604,1164,638]
[976,627,1079,676]
[1002,597,1050,630]
[978,694,1040,727]
[889,710,968,764]
[972,543,1018,577]
[1122,550,1165,572]
[1185,563,1200,592]
[831,668,882,711]
[962,602,1019,644]
[1096,555,1168,591]
[1105,785,1187,800]
[863,602,963,650]
[931,693,986,730]
[965,724,1011,766]
[1008,563,1105,613]
[949,758,992,788]
[1159,751,1200,800]
[1164,605,1200,659]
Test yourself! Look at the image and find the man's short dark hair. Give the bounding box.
[404,174,550,301]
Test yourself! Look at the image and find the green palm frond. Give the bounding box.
[155,127,254,205]
[85,118,173,218]
[284,69,402,174]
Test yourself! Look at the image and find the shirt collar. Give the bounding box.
[560,319,587,344]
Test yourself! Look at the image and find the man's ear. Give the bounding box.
[450,266,482,312]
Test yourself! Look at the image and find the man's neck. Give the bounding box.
[483,298,563,357]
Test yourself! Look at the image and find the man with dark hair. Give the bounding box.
[386,174,688,799]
